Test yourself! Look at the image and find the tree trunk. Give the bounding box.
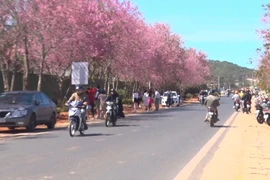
[10,69,16,91]
[0,60,9,92]
[115,78,119,90]
[37,43,46,91]
[23,34,30,91]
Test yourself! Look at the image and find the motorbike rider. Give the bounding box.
[105,89,119,116]
[241,90,252,111]
[204,90,220,122]
[232,90,241,107]
[66,85,88,130]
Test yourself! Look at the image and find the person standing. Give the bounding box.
[98,90,108,119]
[154,89,161,111]
[143,90,149,111]
[132,91,139,112]
[95,85,101,119]
[86,87,96,120]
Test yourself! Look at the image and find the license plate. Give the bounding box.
[0,119,6,123]
[247,105,250,108]
[208,112,214,115]
[236,104,239,106]
[264,114,269,119]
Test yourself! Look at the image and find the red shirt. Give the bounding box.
[87,88,97,104]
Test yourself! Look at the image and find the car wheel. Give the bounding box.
[26,114,36,132]
[47,113,56,130]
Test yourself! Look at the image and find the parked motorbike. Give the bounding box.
[207,107,218,127]
[234,99,240,112]
[105,101,117,127]
[255,104,264,124]
[67,101,87,137]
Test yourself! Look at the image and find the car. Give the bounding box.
[0,91,57,132]
[161,91,181,106]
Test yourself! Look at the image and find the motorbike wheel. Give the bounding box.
[112,116,117,126]
[69,121,76,137]
[257,113,264,124]
[210,118,214,127]
[266,117,270,126]
[105,115,110,127]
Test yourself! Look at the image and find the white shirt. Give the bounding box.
[133,92,139,99]
[155,91,161,99]
[232,94,240,101]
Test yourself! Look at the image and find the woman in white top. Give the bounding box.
[143,90,149,111]
[132,91,139,112]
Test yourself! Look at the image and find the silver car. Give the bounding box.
[0,91,57,132]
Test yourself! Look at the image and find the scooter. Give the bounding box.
[255,104,264,124]
[105,101,117,127]
[233,99,240,112]
[207,107,218,127]
[67,101,87,137]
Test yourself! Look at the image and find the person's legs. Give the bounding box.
[80,109,88,130]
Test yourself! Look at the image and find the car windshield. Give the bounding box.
[0,93,34,105]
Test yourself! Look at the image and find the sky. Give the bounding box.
[132,0,269,69]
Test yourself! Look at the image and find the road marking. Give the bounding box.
[173,112,238,180]
[66,146,80,151]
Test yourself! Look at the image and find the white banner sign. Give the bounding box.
[71,62,88,85]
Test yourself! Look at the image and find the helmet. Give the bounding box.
[235,90,238,94]
[75,85,83,90]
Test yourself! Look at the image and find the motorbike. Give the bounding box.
[242,100,251,114]
[234,99,240,112]
[207,107,218,127]
[67,101,87,137]
[262,102,270,126]
[255,104,264,124]
[199,95,206,105]
[105,101,117,127]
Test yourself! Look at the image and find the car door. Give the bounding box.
[40,92,53,121]
[34,93,46,122]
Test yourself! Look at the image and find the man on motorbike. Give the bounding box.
[232,90,241,107]
[241,90,252,111]
[204,90,220,122]
[66,85,88,130]
[105,89,119,116]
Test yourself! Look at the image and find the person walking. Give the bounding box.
[154,89,161,111]
[132,90,139,112]
[143,90,149,111]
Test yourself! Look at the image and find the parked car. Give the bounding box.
[0,91,57,132]
[161,91,181,106]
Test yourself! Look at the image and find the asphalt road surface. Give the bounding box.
[0,97,234,180]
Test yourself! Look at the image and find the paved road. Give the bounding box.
[0,97,234,180]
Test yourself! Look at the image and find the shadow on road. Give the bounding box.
[0,126,67,135]
[212,125,236,128]
[114,124,139,127]
[79,133,113,137]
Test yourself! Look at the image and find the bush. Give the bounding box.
[194,93,199,98]
[186,93,193,99]
[122,98,133,105]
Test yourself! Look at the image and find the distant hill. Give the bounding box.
[208,60,255,89]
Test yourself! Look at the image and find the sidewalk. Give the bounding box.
[199,107,270,179]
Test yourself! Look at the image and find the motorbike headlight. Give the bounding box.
[10,109,28,118]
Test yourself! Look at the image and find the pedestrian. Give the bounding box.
[98,90,107,119]
[95,85,101,119]
[148,89,152,111]
[86,87,96,120]
[118,96,125,118]
[132,90,139,112]
[154,89,161,111]
[143,90,149,111]
[138,92,142,108]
